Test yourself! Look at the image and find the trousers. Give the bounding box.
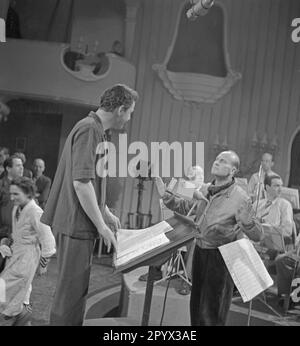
[190,245,234,326]
[49,232,95,326]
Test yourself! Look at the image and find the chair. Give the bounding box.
[280,187,300,209]
[284,221,297,253]
[254,220,297,264]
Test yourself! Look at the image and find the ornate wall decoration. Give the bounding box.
[60,45,111,82]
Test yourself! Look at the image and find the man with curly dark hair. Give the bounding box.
[41,84,138,326]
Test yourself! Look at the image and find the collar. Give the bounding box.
[206,178,235,199]
[265,196,279,204]
[34,174,43,180]
[261,197,280,210]
[14,199,35,219]
[88,111,106,139]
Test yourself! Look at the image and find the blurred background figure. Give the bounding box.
[14,152,33,179]
[0,155,24,253]
[186,165,204,190]
[0,147,10,178]
[32,158,52,210]
[248,152,278,203]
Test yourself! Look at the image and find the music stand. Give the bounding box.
[114,215,197,326]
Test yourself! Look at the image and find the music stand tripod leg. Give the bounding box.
[141,265,156,326]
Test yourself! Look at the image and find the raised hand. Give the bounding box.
[193,189,207,200]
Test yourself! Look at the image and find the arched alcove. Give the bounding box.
[167,2,226,77]
[153,0,241,104]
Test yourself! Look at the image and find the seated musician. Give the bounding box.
[275,233,300,305]
[255,174,294,259]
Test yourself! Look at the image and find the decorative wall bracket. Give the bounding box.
[60,45,111,82]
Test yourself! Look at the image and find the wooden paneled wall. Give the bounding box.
[115,0,300,226]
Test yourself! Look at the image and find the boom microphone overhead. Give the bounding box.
[186,0,215,21]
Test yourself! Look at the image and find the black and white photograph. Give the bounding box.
[0,0,300,334]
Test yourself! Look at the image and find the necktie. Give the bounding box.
[265,200,272,209]
[260,200,272,221]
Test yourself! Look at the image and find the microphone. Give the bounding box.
[186,0,215,21]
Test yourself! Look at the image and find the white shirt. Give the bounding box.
[255,197,294,238]
[12,199,56,257]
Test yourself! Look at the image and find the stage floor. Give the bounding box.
[83,265,300,326]
[2,255,299,326]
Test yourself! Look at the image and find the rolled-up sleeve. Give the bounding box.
[72,126,98,181]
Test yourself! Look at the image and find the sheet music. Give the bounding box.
[115,221,173,267]
[218,238,273,302]
[167,178,177,192]
[115,233,170,267]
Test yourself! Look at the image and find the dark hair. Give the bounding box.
[3,154,22,170]
[10,177,36,199]
[262,152,273,161]
[14,152,26,164]
[99,84,138,112]
[264,174,281,189]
